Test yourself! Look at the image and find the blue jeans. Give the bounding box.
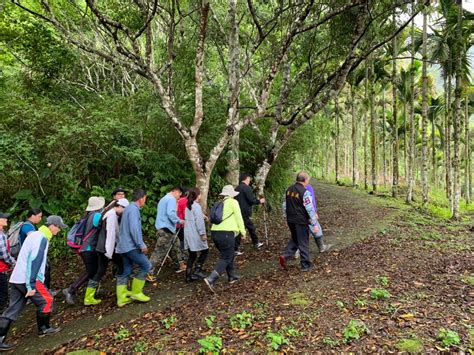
[309,220,323,238]
[117,249,152,285]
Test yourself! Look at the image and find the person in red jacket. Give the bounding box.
[0,213,15,311]
[176,187,188,264]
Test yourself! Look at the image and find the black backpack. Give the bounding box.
[210,198,234,224]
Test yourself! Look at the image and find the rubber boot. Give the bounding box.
[315,237,332,253]
[36,312,61,337]
[83,287,101,306]
[204,270,220,293]
[0,318,14,351]
[116,285,133,307]
[130,278,150,302]
[192,265,206,280]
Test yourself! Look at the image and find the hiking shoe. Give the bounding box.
[279,255,287,269]
[234,250,244,256]
[229,275,241,284]
[175,262,187,274]
[320,244,333,253]
[38,326,61,337]
[301,264,315,272]
[254,242,264,249]
[145,273,157,282]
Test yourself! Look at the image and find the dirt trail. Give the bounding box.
[11,180,397,353]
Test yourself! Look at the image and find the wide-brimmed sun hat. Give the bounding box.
[86,196,106,211]
[219,185,239,198]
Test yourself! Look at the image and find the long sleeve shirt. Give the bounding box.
[235,183,260,217]
[155,193,180,233]
[103,209,119,259]
[0,231,15,272]
[305,184,318,213]
[116,202,145,253]
[10,228,50,291]
[211,197,246,236]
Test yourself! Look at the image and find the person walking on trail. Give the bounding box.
[234,173,266,254]
[92,198,129,306]
[18,208,42,247]
[147,186,186,282]
[0,213,15,312]
[111,187,126,201]
[62,196,105,306]
[184,188,209,283]
[176,187,188,260]
[279,172,318,272]
[305,183,331,253]
[115,189,151,306]
[0,215,67,351]
[204,185,246,293]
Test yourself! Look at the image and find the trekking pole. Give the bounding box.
[263,206,269,246]
[155,229,180,278]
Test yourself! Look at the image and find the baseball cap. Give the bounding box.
[0,212,11,219]
[117,198,130,208]
[46,215,68,228]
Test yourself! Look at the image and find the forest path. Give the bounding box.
[13,180,400,353]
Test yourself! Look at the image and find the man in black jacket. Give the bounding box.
[235,173,265,253]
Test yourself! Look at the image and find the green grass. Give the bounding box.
[395,337,424,352]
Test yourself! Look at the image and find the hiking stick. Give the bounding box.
[155,229,180,278]
[263,207,269,246]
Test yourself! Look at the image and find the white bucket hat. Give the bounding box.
[86,196,105,211]
[219,185,239,198]
[117,198,130,208]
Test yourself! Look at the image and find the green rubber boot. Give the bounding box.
[116,285,133,307]
[130,278,150,303]
[83,287,101,306]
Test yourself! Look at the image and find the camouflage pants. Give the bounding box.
[149,229,184,273]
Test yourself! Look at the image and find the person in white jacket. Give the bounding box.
[90,198,129,304]
[184,188,209,283]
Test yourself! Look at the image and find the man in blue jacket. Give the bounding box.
[147,187,185,281]
[115,189,151,306]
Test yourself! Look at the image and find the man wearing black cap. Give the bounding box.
[0,213,15,312]
[112,187,126,201]
[0,215,67,351]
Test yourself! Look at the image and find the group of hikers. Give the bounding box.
[0,171,330,351]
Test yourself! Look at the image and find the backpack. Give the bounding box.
[7,221,25,258]
[210,199,234,225]
[67,213,101,251]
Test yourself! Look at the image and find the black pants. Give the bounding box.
[282,223,312,269]
[211,231,236,275]
[44,263,51,289]
[69,251,98,293]
[178,228,185,251]
[235,215,259,250]
[2,282,53,321]
[187,249,209,270]
[92,253,124,283]
[0,273,8,311]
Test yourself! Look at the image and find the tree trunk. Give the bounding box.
[452,0,463,219]
[421,2,429,206]
[464,96,471,204]
[446,68,453,211]
[382,89,387,188]
[225,0,241,186]
[406,4,416,204]
[335,97,340,184]
[351,86,358,187]
[391,11,400,198]
[370,61,377,192]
